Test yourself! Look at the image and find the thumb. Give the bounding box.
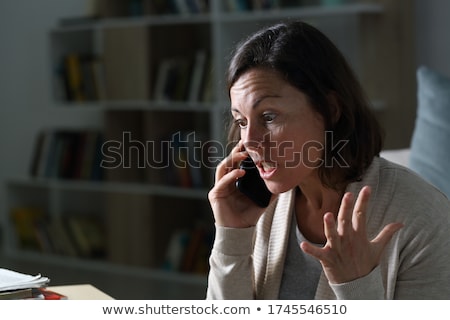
[371,222,404,253]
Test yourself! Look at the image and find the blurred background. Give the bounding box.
[0,0,448,299]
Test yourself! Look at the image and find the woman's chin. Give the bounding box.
[265,181,292,195]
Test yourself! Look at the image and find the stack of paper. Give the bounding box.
[0,268,50,292]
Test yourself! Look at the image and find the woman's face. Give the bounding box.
[230,68,326,194]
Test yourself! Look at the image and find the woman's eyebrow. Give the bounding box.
[231,94,280,113]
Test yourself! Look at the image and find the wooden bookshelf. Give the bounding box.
[2,0,415,299]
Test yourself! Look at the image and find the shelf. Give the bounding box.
[206,3,382,23]
[7,177,209,200]
[54,100,214,112]
[102,100,214,112]
[52,3,383,32]
[54,13,212,33]
[3,249,207,286]
[99,13,212,28]
[6,177,214,283]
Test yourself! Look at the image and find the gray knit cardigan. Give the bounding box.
[207,157,450,299]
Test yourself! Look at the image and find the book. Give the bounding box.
[225,0,252,11]
[67,215,106,258]
[47,218,79,257]
[33,219,55,253]
[169,131,193,188]
[200,58,214,102]
[56,131,80,179]
[153,58,175,102]
[165,131,207,188]
[79,55,101,101]
[153,56,192,102]
[161,222,213,274]
[29,131,46,177]
[90,57,106,101]
[0,268,50,292]
[162,229,190,271]
[0,287,67,300]
[30,128,56,178]
[10,206,46,251]
[74,130,102,180]
[188,50,207,103]
[64,53,85,101]
[180,225,205,272]
[0,288,33,300]
[30,129,103,181]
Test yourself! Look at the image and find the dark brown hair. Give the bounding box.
[227,20,383,189]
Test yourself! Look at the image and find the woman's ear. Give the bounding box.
[327,92,341,125]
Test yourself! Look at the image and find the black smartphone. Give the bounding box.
[236,156,272,208]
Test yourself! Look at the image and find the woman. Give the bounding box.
[206,21,450,299]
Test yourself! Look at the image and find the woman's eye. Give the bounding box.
[262,113,276,123]
[235,119,247,128]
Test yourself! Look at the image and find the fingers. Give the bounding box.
[215,141,248,181]
[300,240,325,261]
[336,192,354,235]
[336,186,371,236]
[213,166,245,193]
[352,186,371,234]
[323,212,339,250]
[301,212,337,260]
[301,185,404,284]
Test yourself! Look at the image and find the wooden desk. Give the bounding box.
[48,284,114,300]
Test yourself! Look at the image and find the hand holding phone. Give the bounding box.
[236,156,272,208]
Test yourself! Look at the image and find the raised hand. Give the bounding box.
[300,186,403,284]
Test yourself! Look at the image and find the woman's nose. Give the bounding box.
[242,123,264,152]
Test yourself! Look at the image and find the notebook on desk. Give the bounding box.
[48,284,114,300]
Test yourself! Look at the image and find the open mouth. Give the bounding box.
[261,161,276,171]
[257,161,277,178]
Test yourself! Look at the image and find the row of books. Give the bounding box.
[163,131,213,189]
[30,129,104,181]
[56,48,212,104]
[153,50,213,104]
[10,202,213,275]
[55,53,103,102]
[11,206,106,259]
[28,127,213,188]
